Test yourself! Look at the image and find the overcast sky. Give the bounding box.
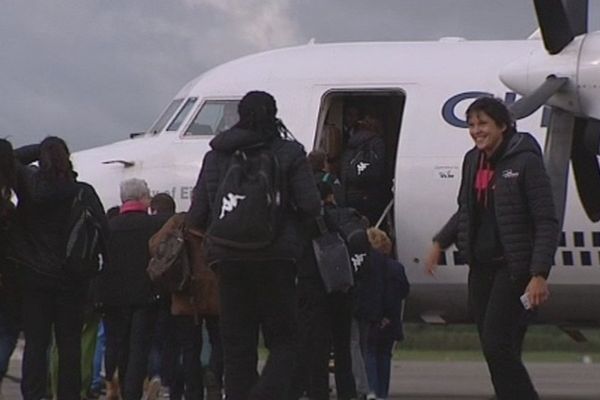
[2,0,599,151]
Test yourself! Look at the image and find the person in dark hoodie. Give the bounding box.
[97,178,167,400]
[290,181,361,400]
[186,91,321,400]
[425,97,559,400]
[364,227,409,400]
[0,139,21,399]
[340,114,386,224]
[9,136,108,400]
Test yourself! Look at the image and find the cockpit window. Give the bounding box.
[185,100,240,136]
[167,97,198,131]
[148,99,184,134]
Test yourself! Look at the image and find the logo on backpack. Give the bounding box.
[351,252,367,271]
[356,162,370,176]
[219,193,247,219]
[207,144,283,249]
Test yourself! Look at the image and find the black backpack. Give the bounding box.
[64,188,104,278]
[324,206,371,275]
[207,143,282,249]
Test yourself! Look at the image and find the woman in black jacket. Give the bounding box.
[187,91,321,400]
[425,97,559,400]
[13,137,107,400]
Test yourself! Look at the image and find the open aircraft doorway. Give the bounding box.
[314,89,405,246]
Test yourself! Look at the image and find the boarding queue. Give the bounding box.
[0,93,556,400]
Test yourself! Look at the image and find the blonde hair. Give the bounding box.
[367,227,392,255]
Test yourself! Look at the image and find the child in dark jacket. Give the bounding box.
[364,228,409,400]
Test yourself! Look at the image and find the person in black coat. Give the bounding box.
[291,181,361,400]
[187,91,321,400]
[364,228,409,400]
[96,178,167,400]
[0,139,20,398]
[425,97,559,400]
[9,137,107,400]
[340,115,387,225]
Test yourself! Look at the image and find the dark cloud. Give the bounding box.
[1,0,597,150]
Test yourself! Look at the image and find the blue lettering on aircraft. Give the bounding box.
[442,91,551,128]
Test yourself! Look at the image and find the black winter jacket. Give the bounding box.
[341,129,386,189]
[96,210,167,306]
[187,128,321,265]
[434,131,559,279]
[8,147,108,282]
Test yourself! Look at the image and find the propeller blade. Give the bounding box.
[562,0,588,36]
[571,118,600,221]
[534,0,575,54]
[543,108,575,228]
[510,76,569,120]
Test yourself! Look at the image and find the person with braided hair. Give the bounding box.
[187,91,321,399]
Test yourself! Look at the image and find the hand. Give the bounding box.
[425,241,442,276]
[380,318,391,329]
[525,276,550,308]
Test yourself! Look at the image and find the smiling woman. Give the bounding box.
[426,96,558,399]
[466,97,512,157]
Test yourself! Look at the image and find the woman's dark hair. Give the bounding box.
[235,91,292,139]
[39,136,74,181]
[0,139,16,211]
[465,97,514,130]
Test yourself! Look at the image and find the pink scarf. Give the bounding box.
[120,201,148,214]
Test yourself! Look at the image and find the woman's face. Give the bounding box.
[468,111,506,156]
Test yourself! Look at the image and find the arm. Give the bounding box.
[14,144,40,165]
[522,154,559,278]
[425,211,459,275]
[522,154,559,306]
[186,153,213,231]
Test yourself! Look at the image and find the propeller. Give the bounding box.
[504,0,600,226]
[510,76,568,119]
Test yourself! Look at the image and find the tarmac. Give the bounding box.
[3,356,599,399]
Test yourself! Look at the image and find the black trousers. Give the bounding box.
[103,304,157,400]
[217,260,297,400]
[292,278,356,400]
[469,266,539,400]
[21,276,85,400]
[170,315,223,400]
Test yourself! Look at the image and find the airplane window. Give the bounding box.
[148,99,184,134]
[186,100,239,136]
[167,97,198,131]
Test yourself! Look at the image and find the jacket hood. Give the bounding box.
[209,127,270,152]
[347,129,378,148]
[501,130,543,161]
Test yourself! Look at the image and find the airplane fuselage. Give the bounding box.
[73,39,600,325]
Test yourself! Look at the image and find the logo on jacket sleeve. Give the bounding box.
[501,169,520,179]
[219,193,246,219]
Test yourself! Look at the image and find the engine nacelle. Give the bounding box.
[500,33,600,121]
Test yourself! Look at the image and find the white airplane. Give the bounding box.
[72,0,600,328]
